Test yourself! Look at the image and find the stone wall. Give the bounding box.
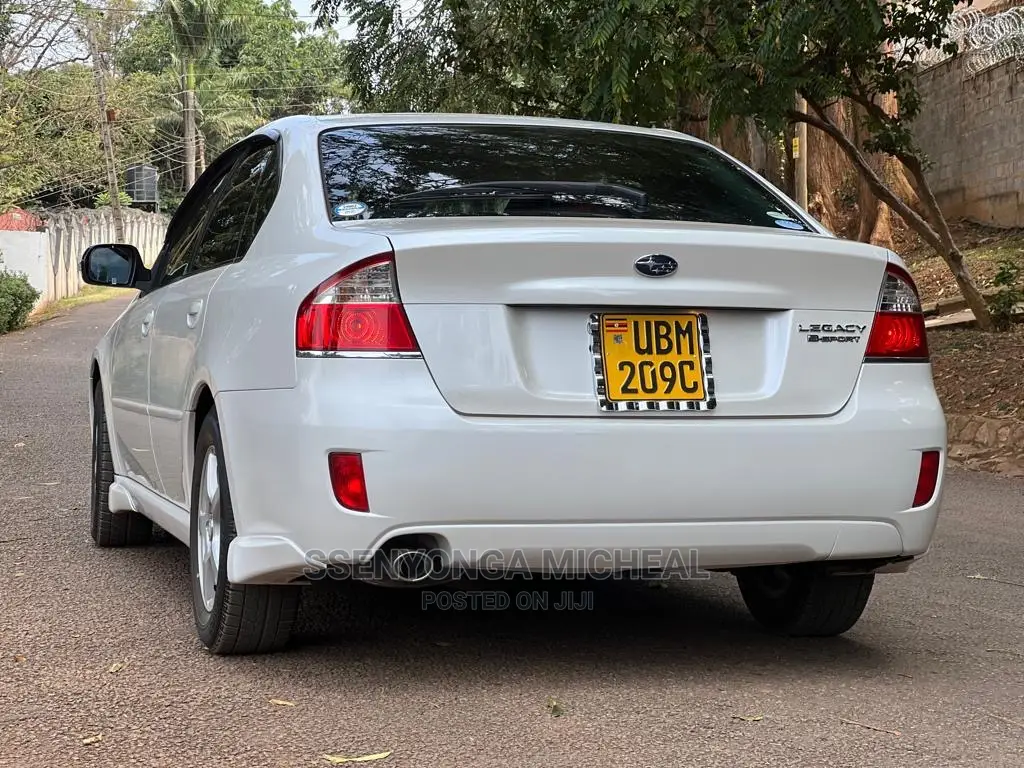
[913,56,1024,228]
[946,414,1024,477]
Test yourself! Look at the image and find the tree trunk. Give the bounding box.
[717,117,753,165]
[806,99,854,234]
[792,100,995,331]
[674,91,709,140]
[901,154,993,329]
[851,100,890,247]
[183,60,196,191]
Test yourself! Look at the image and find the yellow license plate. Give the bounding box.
[592,312,715,411]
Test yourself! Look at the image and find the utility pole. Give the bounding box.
[85,16,126,242]
[794,94,808,210]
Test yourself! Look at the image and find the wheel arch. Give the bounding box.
[183,381,218,500]
[89,352,129,476]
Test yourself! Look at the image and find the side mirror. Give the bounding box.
[80,244,149,288]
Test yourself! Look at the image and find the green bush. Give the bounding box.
[990,256,1023,332]
[0,265,41,334]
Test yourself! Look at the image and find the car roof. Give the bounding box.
[254,112,712,149]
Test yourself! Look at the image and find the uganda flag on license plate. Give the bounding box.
[604,317,628,332]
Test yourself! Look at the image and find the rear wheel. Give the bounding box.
[90,383,152,547]
[189,409,301,655]
[736,564,874,637]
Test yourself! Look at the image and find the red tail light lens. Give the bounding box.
[864,264,929,361]
[912,450,941,508]
[296,253,419,355]
[329,452,369,512]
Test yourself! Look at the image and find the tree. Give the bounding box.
[162,0,236,190]
[118,0,349,191]
[153,68,260,173]
[321,0,995,329]
[695,0,993,328]
[0,65,153,209]
[1,0,87,74]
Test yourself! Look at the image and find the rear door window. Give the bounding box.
[318,123,812,231]
[190,144,279,274]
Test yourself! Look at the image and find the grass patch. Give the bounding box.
[28,285,131,326]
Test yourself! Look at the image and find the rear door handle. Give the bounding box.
[186,300,203,329]
[141,309,154,337]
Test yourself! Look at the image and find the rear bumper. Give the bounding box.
[216,361,946,584]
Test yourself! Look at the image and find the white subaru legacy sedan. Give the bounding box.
[82,114,946,654]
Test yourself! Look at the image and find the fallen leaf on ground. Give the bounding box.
[268,699,295,706]
[321,751,392,764]
[545,696,565,717]
[107,661,126,674]
[13,654,26,662]
[840,717,901,736]
[967,574,1024,588]
[732,714,764,722]
[13,443,25,448]
[82,734,103,746]
[13,573,24,577]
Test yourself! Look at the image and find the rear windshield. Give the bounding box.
[318,123,812,231]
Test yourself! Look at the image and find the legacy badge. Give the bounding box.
[798,323,867,344]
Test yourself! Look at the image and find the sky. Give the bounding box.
[289,0,357,37]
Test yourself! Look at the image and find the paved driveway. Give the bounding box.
[1,298,1022,767]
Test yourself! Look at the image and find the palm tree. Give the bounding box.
[161,0,235,190]
[155,67,261,174]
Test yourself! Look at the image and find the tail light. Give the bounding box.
[912,450,941,508]
[329,452,369,512]
[864,263,929,361]
[296,253,419,356]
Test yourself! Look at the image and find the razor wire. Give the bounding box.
[905,7,1024,76]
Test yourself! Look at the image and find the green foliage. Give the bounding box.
[990,257,1023,332]
[95,190,134,207]
[0,264,41,334]
[326,0,961,160]
[163,0,236,64]
[115,9,177,74]
[0,66,160,210]
[3,0,349,210]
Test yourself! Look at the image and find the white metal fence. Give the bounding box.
[0,207,167,306]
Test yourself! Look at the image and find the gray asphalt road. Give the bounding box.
[2,298,1023,768]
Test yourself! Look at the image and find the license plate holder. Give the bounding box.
[589,312,716,412]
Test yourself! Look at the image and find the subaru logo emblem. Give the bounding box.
[634,254,678,278]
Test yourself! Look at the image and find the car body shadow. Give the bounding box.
[265,573,891,685]
[132,546,889,681]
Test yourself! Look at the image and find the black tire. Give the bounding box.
[736,564,874,637]
[189,409,301,655]
[90,383,152,547]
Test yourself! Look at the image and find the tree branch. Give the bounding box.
[787,101,943,253]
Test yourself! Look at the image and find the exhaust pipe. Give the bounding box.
[383,548,436,584]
